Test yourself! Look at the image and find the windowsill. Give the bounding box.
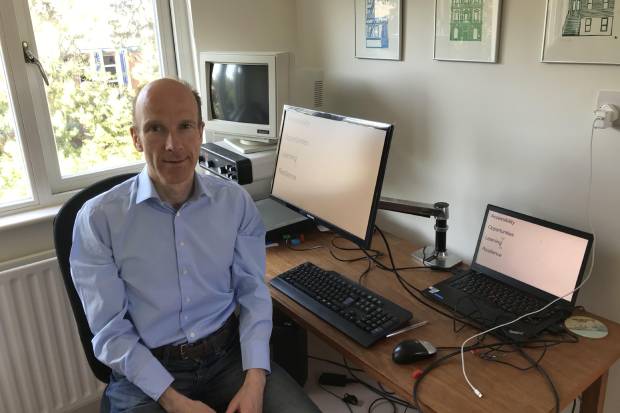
[0,204,62,232]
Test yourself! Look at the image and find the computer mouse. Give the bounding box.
[392,339,437,364]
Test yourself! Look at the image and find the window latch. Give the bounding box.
[22,41,49,86]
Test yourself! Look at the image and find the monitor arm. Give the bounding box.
[378,197,461,269]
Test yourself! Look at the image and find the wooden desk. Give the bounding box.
[266,230,620,413]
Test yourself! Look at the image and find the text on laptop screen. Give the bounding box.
[475,210,589,301]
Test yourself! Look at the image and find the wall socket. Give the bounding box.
[596,91,620,128]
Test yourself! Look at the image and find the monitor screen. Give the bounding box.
[210,63,269,125]
[472,205,593,302]
[271,106,393,248]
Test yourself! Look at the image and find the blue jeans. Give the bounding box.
[102,337,320,413]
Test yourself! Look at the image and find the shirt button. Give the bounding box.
[190,332,196,338]
[184,315,189,320]
[186,297,191,303]
[180,241,185,247]
[176,211,180,217]
[183,269,188,275]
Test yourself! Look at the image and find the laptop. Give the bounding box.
[423,205,593,341]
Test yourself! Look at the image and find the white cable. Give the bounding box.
[460,119,599,398]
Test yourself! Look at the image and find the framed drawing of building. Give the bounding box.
[434,0,502,62]
[355,0,402,60]
[542,0,620,64]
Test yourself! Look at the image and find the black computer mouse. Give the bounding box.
[392,339,437,364]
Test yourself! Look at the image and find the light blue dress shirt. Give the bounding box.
[70,168,272,401]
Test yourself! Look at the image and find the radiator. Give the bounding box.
[0,256,104,413]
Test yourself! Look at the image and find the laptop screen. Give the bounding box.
[472,205,593,302]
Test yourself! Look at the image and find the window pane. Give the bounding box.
[29,0,163,177]
[0,51,33,207]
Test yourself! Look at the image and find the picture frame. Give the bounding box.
[433,0,502,63]
[355,0,402,60]
[542,0,620,65]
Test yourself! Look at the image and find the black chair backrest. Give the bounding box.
[53,173,136,383]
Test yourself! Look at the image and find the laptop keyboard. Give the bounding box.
[451,272,547,317]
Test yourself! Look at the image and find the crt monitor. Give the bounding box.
[270,106,394,249]
[199,51,289,144]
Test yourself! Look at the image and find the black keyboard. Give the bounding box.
[450,272,547,316]
[270,261,412,347]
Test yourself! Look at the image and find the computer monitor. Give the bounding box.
[270,106,394,248]
[199,51,289,144]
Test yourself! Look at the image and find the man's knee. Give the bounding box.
[263,362,321,413]
[104,373,166,413]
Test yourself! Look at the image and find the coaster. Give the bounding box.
[564,316,608,339]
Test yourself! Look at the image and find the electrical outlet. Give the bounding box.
[596,91,620,128]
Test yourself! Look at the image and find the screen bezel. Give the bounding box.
[269,105,393,249]
[471,204,594,305]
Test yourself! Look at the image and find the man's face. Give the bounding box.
[131,80,204,189]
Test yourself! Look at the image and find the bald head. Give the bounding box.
[132,78,203,127]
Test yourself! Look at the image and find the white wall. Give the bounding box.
[293,0,619,411]
[190,0,297,54]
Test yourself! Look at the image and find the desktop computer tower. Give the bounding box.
[271,307,308,386]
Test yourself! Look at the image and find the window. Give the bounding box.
[0,0,195,216]
[585,17,592,32]
[601,17,609,32]
[0,48,33,208]
[603,0,609,9]
[587,0,592,9]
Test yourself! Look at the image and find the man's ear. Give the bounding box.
[131,126,143,152]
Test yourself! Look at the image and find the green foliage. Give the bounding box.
[1,0,160,204]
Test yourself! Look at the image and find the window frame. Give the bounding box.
[0,0,197,218]
[601,17,609,32]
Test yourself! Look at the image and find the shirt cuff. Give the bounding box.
[241,338,271,374]
[131,357,175,401]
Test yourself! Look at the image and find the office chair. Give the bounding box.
[53,172,136,383]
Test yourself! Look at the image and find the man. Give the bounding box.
[70,78,320,413]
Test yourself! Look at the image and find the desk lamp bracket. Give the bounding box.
[378,197,462,270]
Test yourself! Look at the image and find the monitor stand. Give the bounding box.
[412,248,462,269]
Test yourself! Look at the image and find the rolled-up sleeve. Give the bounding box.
[70,202,173,401]
[230,191,272,373]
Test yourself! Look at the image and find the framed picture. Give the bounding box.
[434,0,502,63]
[542,0,620,64]
[355,0,402,60]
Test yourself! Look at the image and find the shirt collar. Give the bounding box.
[135,167,210,205]
[136,168,160,204]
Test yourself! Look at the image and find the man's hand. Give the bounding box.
[225,368,267,413]
[159,387,215,413]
